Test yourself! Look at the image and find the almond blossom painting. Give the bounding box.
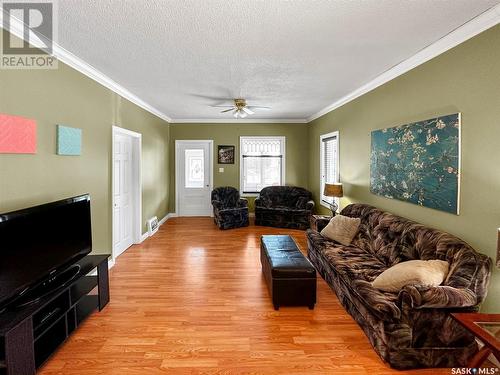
[370,113,460,214]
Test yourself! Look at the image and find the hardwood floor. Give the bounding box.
[39,218,450,374]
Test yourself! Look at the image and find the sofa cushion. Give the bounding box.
[257,186,312,208]
[372,259,449,292]
[308,233,401,321]
[320,215,361,246]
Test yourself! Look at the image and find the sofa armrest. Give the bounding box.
[399,285,477,310]
[237,198,248,208]
[211,200,223,209]
[254,197,262,207]
[305,200,315,211]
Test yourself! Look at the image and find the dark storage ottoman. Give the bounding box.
[260,235,316,310]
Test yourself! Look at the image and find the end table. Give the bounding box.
[451,313,500,368]
[310,214,331,232]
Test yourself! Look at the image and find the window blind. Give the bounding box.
[241,137,284,193]
[321,135,338,204]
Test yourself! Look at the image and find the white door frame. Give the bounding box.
[175,140,214,216]
[112,126,142,259]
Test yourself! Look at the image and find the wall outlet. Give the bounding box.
[219,167,224,173]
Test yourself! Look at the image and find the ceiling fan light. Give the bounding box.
[242,107,254,115]
[233,109,239,118]
[240,111,248,118]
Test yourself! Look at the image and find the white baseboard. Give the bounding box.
[161,212,177,224]
[139,212,176,243]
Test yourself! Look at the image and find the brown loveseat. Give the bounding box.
[306,203,492,369]
[255,186,314,230]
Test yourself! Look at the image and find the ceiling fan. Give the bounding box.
[212,99,271,118]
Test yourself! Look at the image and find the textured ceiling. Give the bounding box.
[57,0,500,121]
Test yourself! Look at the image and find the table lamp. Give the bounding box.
[323,183,343,216]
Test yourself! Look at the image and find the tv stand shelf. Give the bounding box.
[0,255,109,375]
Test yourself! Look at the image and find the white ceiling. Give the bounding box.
[56,0,500,122]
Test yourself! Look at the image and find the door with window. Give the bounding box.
[176,141,212,216]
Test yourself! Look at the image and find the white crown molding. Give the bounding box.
[4,3,500,126]
[0,12,172,123]
[307,3,500,123]
[171,118,307,124]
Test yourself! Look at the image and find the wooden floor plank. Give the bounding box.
[39,217,451,374]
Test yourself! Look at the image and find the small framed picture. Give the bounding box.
[218,145,235,164]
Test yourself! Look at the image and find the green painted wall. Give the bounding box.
[0,31,170,255]
[113,97,170,233]
[307,25,500,312]
[169,123,309,211]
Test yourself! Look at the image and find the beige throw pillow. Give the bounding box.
[320,215,361,246]
[372,260,449,292]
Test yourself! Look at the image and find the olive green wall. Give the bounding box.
[113,97,170,234]
[0,31,170,255]
[307,25,500,312]
[169,123,309,211]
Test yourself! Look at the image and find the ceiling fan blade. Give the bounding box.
[241,107,254,115]
[247,106,271,110]
[212,105,235,108]
[220,108,235,113]
[233,109,239,118]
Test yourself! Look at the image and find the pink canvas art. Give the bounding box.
[0,113,37,154]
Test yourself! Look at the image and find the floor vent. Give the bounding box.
[147,216,159,236]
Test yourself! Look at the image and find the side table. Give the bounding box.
[451,313,500,368]
[310,214,331,232]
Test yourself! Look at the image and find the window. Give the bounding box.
[320,131,339,207]
[240,136,285,194]
[184,149,204,188]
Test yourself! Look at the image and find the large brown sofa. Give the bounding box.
[306,203,492,369]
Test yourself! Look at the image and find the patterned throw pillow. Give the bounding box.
[320,215,361,246]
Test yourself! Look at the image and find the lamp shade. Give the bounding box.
[323,183,343,197]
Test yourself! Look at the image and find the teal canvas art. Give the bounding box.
[370,114,460,214]
[57,125,82,155]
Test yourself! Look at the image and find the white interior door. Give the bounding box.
[113,132,134,257]
[176,141,212,216]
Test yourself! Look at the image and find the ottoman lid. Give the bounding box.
[261,235,316,279]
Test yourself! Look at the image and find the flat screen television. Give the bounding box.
[0,194,92,310]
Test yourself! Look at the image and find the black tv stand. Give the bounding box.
[0,255,109,375]
[11,264,82,309]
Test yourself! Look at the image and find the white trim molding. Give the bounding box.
[171,118,307,124]
[307,3,500,123]
[140,212,177,242]
[0,12,172,123]
[319,131,340,210]
[112,126,143,258]
[3,3,499,125]
[239,136,286,196]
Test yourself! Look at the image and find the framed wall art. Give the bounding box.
[370,113,461,214]
[218,145,235,164]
